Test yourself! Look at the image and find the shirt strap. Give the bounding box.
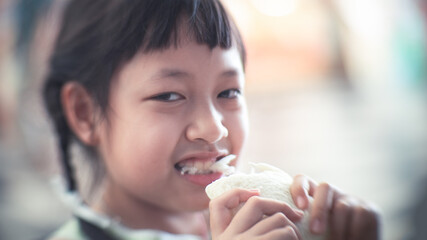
[78,216,118,240]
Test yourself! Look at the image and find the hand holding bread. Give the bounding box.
[206,162,381,240]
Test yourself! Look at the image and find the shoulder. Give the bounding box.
[46,219,88,240]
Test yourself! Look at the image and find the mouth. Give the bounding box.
[175,154,236,176]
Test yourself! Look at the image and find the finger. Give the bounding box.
[291,174,317,209]
[330,197,353,240]
[209,188,260,237]
[260,226,300,240]
[348,202,381,240]
[310,182,335,234]
[246,212,300,237]
[231,196,304,234]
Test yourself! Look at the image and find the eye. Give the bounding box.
[150,92,184,102]
[218,89,241,99]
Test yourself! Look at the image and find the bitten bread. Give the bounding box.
[205,162,327,240]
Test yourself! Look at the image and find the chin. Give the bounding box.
[177,194,210,212]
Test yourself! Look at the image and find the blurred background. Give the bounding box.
[1,0,426,239]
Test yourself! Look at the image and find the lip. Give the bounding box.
[181,172,224,187]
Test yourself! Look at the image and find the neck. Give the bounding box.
[92,183,209,239]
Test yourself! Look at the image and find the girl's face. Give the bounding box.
[96,39,248,214]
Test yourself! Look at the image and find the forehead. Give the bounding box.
[145,39,242,68]
[138,16,245,69]
[112,39,244,88]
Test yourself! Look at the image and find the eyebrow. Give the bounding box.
[149,68,241,82]
[221,69,239,78]
[149,69,192,82]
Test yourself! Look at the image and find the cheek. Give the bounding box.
[98,116,179,178]
[228,107,249,153]
[124,123,176,160]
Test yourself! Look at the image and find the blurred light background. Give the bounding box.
[1,0,426,239]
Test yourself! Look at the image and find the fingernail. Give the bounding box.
[297,196,305,208]
[311,219,323,234]
[249,189,260,194]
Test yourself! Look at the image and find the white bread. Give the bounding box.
[205,162,327,240]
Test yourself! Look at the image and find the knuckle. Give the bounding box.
[334,198,350,212]
[315,202,329,213]
[272,212,288,222]
[312,206,328,221]
[358,204,381,225]
[351,203,381,235]
[294,173,305,180]
[318,182,332,192]
[232,187,246,194]
[356,205,370,216]
[246,195,262,207]
[208,197,225,212]
[266,228,298,240]
[282,227,298,240]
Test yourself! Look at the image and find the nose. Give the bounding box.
[185,104,228,143]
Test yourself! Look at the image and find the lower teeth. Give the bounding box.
[180,168,212,175]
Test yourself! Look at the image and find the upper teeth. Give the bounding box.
[178,155,236,175]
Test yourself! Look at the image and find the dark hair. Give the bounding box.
[43,0,246,193]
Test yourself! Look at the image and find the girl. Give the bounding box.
[43,0,380,239]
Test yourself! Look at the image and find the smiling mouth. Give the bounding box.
[175,155,236,175]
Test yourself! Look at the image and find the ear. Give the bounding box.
[61,82,100,146]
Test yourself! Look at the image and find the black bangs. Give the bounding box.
[187,0,233,49]
[143,0,234,50]
[114,0,240,57]
[139,0,246,64]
